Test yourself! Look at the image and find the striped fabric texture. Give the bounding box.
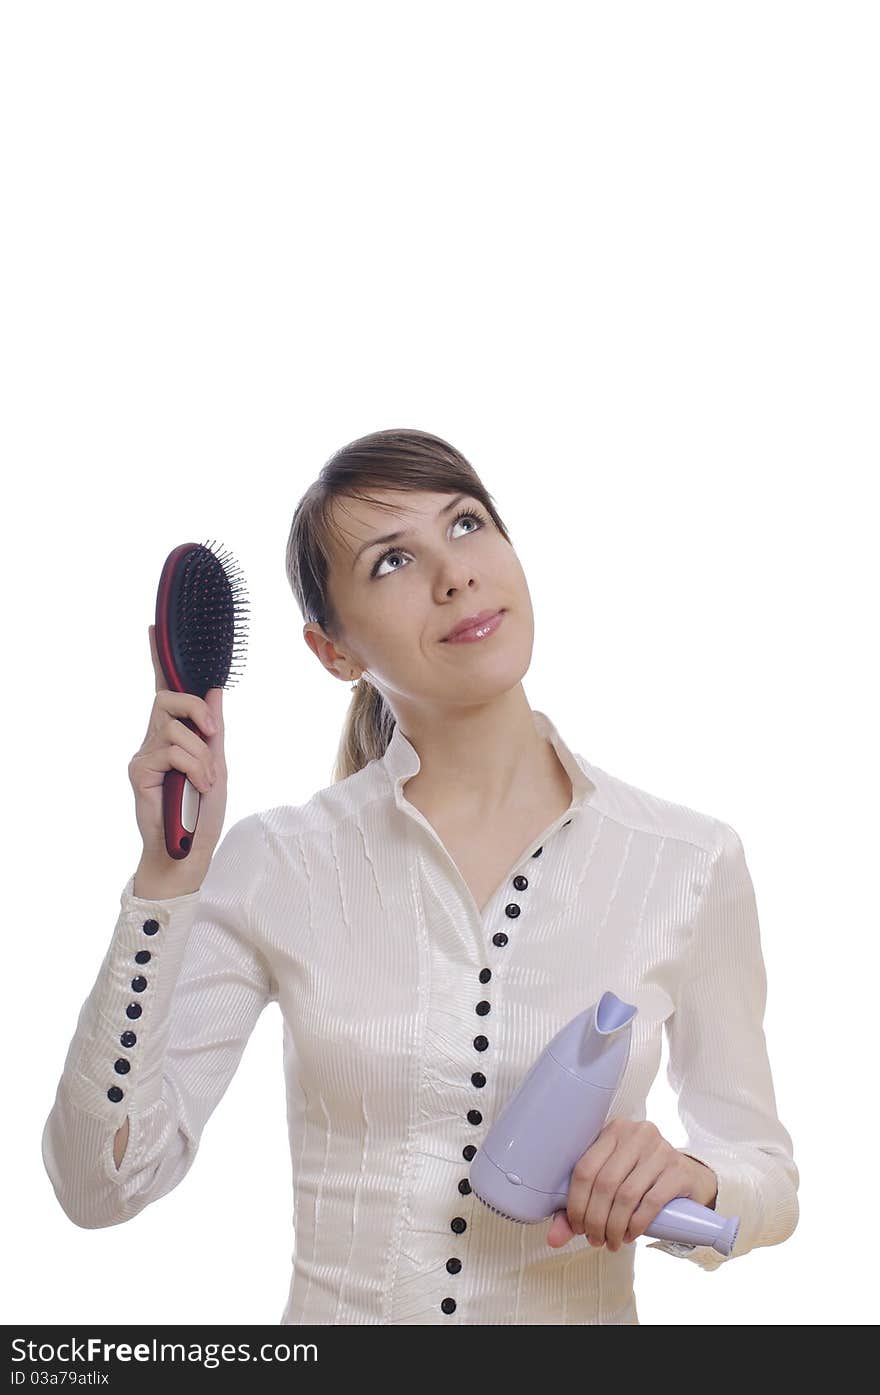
[42,708,799,1324]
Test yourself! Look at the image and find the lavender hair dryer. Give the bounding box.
[469,989,740,1256]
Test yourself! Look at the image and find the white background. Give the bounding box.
[3,0,876,1327]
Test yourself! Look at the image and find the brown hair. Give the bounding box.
[285,427,512,782]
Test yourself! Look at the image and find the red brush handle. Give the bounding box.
[155,542,205,861]
[161,724,203,860]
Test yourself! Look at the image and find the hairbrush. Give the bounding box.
[153,539,249,859]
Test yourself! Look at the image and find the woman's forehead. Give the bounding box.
[328,488,472,558]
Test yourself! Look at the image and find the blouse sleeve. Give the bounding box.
[647,820,800,1270]
[41,813,277,1229]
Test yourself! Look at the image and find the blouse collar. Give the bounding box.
[381,707,597,817]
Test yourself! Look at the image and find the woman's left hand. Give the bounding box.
[546,1118,718,1251]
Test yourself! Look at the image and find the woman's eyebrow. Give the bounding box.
[351,494,468,569]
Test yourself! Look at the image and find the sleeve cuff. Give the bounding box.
[646,1148,757,1271]
[66,872,204,1122]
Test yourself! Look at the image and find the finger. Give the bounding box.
[623,1172,679,1244]
[566,1131,616,1236]
[584,1144,645,1247]
[161,714,217,772]
[604,1161,656,1250]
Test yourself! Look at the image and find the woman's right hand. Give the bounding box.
[128,624,228,875]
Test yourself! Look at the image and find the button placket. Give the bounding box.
[106,916,158,1104]
[442,817,575,1316]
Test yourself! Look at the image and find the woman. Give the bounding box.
[42,427,799,1325]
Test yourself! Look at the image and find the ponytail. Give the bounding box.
[332,677,397,783]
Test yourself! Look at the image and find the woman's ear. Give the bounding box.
[303,622,359,683]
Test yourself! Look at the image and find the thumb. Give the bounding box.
[205,684,224,728]
[148,623,167,691]
[547,1209,575,1248]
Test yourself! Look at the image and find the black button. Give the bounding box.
[467,1109,482,1125]
[441,1297,456,1314]
[513,875,528,890]
[492,932,508,946]
[473,1034,489,1051]
[131,975,148,993]
[446,1258,462,1274]
[458,1179,472,1195]
[471,1072,486,1087]
[142,919,159,936]
[107,1086,124,1102]
[125,1002,142,1019]
[475,1000,491,1016]
[532,846,543,857]
[120,1031,137,1047]
[504,903,521,918]
[451,1217,467,1234]
[462,1144,477,1161]
[134,950,151,964]
[564,818,571,825]
[114,1058,130,1074]
[479,968,491,983]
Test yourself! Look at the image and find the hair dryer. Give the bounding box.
[469,989,740,1256]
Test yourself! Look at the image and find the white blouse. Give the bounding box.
[41,708,799,1325]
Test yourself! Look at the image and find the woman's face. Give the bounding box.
[304,488,535,710]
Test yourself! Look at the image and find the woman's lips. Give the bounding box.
[442,609,506,643]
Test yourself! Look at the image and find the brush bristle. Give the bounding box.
[171,540,250,693]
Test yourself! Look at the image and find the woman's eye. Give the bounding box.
[371,549,407,578]
[370,510,485,579]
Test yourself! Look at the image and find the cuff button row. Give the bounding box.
[106,917,157,1102]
